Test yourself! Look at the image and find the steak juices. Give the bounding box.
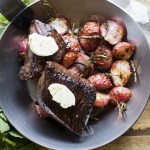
[19,16,134,135]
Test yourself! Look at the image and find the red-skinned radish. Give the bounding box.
[100,20,125,45]
[74,53,91,76]
[109,87,132,105]
[35,104,49,118]
[93,44,113,71]
[94,92,110,107]
[68,66,81,76]
[88,73,113,90]
[111,60,131,87]
[112,42,135,60]
[49,17,69,36]
[62,52,78,67]
[19,38,28,55]
[62,35,80,52]
[78,21,101,52]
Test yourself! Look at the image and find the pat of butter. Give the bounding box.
[48,83,75,109]
[29,33,58,56]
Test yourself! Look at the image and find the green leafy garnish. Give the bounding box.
[0,109,40,149]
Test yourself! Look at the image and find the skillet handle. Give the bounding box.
[0,0,26,21]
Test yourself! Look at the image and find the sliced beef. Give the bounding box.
[30,20,66,62]
[36,61,96,135]
[19,20,66,80]
[19,45,45,80]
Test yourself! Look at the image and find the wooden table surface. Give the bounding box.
[95,100,150,150]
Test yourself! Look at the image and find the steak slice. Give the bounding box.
[19,45,45,80]
[19,20,66,80]
[30,20,66,62]
[36,61,96,135]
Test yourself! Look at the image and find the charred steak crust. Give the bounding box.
[19,45,45,80]
[19,20,66,80]
[36,61,96,135]
[30,20,66,62]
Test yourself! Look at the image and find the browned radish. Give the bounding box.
[112,42,135,60]
[74,53,90,69]
[111,60,131,86]
[62,35,80,52]
[93,44,113,71]
[68,66,81,76]
[88,73,113,90]
[62,52,78,67]
[94,92,110,107]
[100,20,125,45]
[19,38,28,54]
[49,17,69,35]
[35,104,49,118]
[78,21,101,51]
[109,87,132,105]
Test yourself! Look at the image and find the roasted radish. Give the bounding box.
[112,42,135,60]
[111,60,131,86]
[62,52,78,67]
[88,73,113,90]
[62,35,80,52]
[109,87,132,105]
[79,21,101,51]
[35,104,49,118]
[93,44,113,71]
[19,38,28,55]
[49,17,69,35]
[94,92,110,107]
[100,20,125,45]
[68,66,81,76]
[74,53,91,76]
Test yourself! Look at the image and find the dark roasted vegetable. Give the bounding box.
[62,52,78,67]
[93,44,113,71]
[79,21,101,51]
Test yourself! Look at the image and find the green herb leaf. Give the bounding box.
[0,14,8,24]
[22,0,31,5]
[0,113,7,122]
[8,130,24,138]
[0,133,16,147]
[0,118,10,133]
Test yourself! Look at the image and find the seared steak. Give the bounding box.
[19,20,66,80]
[19,45,45,80]
[36,61,96,135]
[30,20,66,62]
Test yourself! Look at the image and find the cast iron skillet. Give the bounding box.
[0,0,150,149]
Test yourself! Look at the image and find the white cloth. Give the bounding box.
[108,0,150,45]
[109,0,150,23]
